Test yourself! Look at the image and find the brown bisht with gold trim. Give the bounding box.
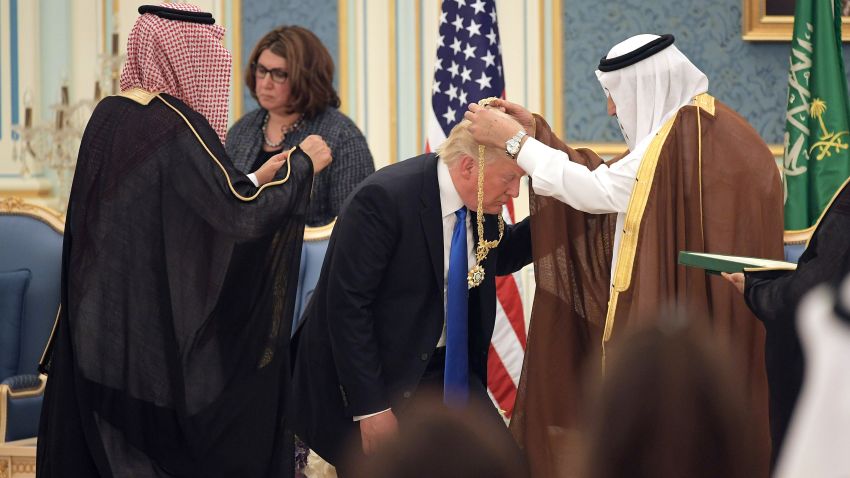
[510,95,783,477]
[37,89,313,478]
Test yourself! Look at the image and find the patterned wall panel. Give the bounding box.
[240,0,338,114]
[563,0,850,144]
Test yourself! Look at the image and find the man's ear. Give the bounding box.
[458,154,475,179]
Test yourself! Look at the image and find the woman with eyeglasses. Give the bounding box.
[227,26,375,226]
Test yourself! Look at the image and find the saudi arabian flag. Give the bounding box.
[783,0,850,232]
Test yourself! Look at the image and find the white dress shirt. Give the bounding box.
[517,136,642,276]
[354,158,474,421]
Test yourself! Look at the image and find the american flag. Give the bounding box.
[426,0,527,420]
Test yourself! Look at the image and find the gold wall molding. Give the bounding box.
[414,0,422,154]
[339,0,393,169]
[571,142,627,156]
[536,0,564,139]
[552,0,563,138]
[231,0,243,120]
[0,178,53,199]
[388,0,397,164]
[538,0,545,128]
[338,0,349,115]
[743,0,850,41]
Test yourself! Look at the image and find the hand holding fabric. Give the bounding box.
[464,103,524,151]
[299,134,333,174]
[253,149,290,185]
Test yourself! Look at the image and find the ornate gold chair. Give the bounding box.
[0,197,63,446]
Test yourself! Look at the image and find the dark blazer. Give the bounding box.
[744,179,850,463]
[290,153,532,465]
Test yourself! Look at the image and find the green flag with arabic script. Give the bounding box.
[784,0,850,232]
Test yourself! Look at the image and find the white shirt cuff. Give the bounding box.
[516,137,563,175]
[247,172,259,187]
[353,408,392,422]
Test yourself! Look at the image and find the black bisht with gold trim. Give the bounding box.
[36,90,313,478]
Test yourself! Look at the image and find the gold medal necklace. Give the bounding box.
[467,97,505,288]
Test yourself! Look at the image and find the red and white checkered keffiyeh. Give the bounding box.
[120,3,231,143]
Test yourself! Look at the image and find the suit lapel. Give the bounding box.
[420,154,444,291]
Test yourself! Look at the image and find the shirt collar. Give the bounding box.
[437,158,465,219]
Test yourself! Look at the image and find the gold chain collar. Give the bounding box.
[467,97,506,288]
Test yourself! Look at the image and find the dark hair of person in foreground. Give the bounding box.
[581,316,762,478]
[346,393,529,478]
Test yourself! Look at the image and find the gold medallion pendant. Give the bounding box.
[467,97,505,288]
[468,264,486,288]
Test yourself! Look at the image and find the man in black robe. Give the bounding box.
[725,178,850,460]
[36,4,330,477]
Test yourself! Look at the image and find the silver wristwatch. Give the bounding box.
[505,130,527,159]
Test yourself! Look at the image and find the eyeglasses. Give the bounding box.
[253,63,289,84]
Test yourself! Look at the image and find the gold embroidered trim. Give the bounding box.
[155,94,293,202]
[692,93,716,240]
[601,111,679,364]
[37,306,60,371]
[692,92,715,116]
[600,94,715,368]
[696,102,705,241]
[118,87,158,105]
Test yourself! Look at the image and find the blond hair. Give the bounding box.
[437,119,501,166]
[436,120,475,166]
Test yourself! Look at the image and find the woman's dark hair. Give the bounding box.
[245,25,340,118]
